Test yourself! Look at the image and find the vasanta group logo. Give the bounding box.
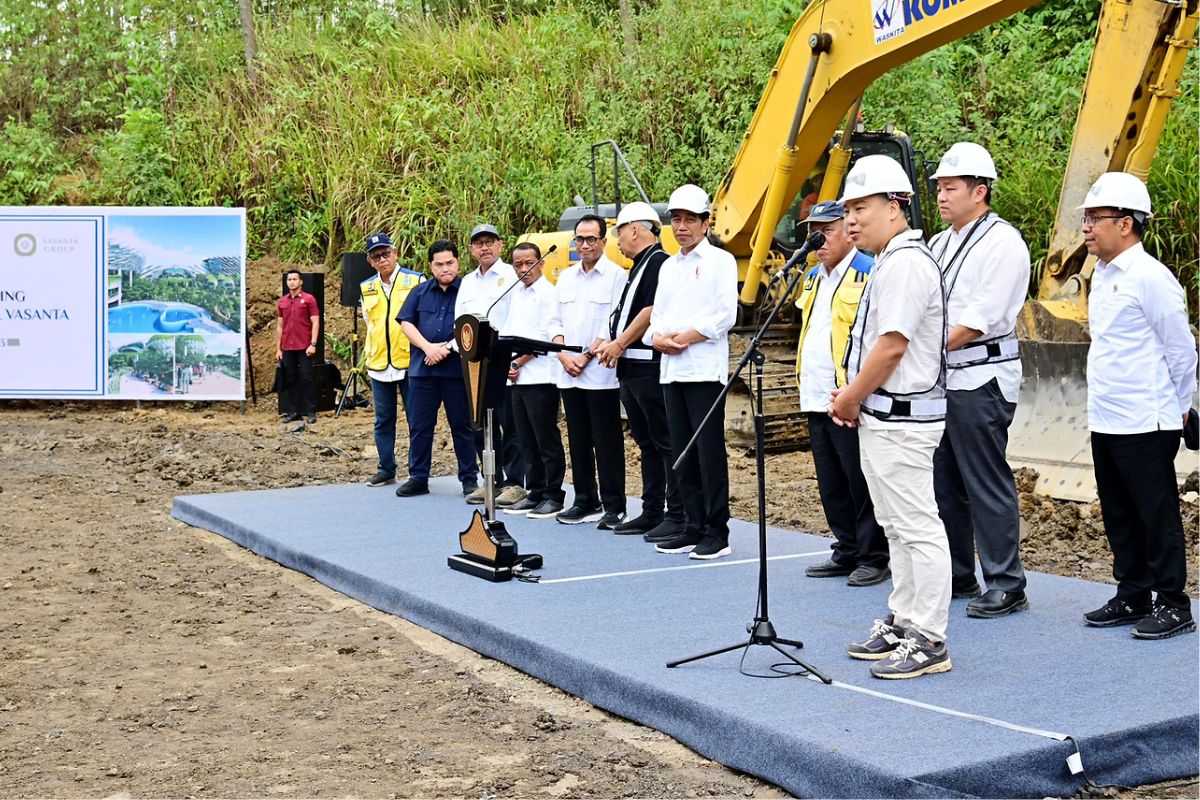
[873,0,905,43]
[13,233,36,257]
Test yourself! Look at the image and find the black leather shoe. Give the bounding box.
[952,579,983,599]
[613,513,662,535]
[966,589,1029,618]
[395,479,429,497]
[847,564,891,587]
[805,557,855,578]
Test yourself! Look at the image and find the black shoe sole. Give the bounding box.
[966,598,1029,619]
[806,569,855,579]
[1131,621,1196,640]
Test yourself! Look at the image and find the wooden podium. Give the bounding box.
[447,313,579,581]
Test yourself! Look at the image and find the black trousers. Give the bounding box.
[510,384,566,504]
[1092,429,1189,609]
[621,373,684,522]
[664,381,730,543]
[472,385,526,488]
[934,380,1026,593]
[808,412,889,569]
[560,387,626,513]
[280,350,315,416]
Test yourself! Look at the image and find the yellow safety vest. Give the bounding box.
[361,269,423,371]
[794,250,873,388]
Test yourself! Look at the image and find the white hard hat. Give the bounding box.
[615,201,661,230]
[667,184,710,215]
[838,155,914,203]
[931,142,998,180]
[1078,171,1153,217]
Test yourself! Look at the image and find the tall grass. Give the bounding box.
[0,0,1195,294]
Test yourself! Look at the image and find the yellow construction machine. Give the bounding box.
[525,0,1198,500]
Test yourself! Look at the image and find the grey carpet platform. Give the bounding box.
[172,479,1199,798]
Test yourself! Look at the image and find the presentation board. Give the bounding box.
[0,207,246,401]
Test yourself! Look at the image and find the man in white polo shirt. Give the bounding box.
[927,142,1031,618]
[1080,171,1196,641]
[646,184,739,561]
[829,155,952,679]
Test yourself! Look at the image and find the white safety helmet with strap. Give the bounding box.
[1078,171,1154,219]
[838,154,914,203]
[667,184,711,216]
[931,142,998,181]
[615,201,661,231]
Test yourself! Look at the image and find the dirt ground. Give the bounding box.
[1,262,1196,798]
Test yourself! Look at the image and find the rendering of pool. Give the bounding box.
[108,302,232,334]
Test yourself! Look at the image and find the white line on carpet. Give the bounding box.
[537,550,830,585]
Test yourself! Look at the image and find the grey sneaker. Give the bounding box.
[465,485,487,505]
[869,629,952,679]
[846,615,906,661]
[496,485,529,507]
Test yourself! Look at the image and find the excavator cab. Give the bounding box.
[772,127,927,253]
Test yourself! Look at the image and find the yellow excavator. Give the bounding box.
[523,0,1198,501]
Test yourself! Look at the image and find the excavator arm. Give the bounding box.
[713,0,1044,304]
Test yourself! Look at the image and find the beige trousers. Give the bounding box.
[858,426,952,642]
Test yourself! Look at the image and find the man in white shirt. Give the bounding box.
[500,242,567,520]
[646,185,738,561]
[547,214,627,527]
[455,223,525,507]
[927,143,1031,618]
[1079,171,1196,641]
[794,201,890,586]
[830,155,952,679]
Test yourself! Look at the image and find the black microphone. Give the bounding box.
[778,231,826,278]
[485,243,557,319]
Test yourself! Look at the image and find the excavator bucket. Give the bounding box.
[1008,340,1198,502]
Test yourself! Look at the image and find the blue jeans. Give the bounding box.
[371,377,410,476]
[407,376,478,483]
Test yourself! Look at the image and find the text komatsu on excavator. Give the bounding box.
[522,0,1198,501]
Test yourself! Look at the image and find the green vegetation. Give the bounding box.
[1,0,1195,290]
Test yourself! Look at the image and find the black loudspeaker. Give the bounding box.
[280,272,326,364]
[314,363,342,412]
[341,252,375,307]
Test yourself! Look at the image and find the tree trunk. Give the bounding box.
[619,0,635,51]
[238,0,259,88]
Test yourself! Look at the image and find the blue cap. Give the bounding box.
[799,201,845,224]
[365,232,393,252]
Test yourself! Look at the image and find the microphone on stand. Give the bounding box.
[775,231,826,280]
[485,243,557,320]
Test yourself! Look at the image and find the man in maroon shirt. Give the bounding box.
[276,269,321,423]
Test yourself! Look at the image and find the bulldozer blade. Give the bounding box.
[1008,340,1198,502]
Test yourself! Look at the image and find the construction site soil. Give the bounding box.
[1,262,1195,798]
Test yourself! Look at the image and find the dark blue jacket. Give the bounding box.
[398,277,462,379]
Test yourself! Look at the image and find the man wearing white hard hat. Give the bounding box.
[595,202,687,540]
[829,154,953,679]
[645,184,739,560]
[927,142,1032,619]
[1079,171,1196,640]
[793,200,890,588]
[457,223,525,508]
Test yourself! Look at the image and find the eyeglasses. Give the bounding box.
[1081,213,1125,227]
[367,250,393,261]
[573,236,603,247]
[471,237,499,247]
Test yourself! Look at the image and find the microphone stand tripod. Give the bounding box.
[666,259,831,683]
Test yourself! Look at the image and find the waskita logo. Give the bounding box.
[13,233,36,257]
[873,0,905,43]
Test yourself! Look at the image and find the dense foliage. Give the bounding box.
[1,0,1195,288]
